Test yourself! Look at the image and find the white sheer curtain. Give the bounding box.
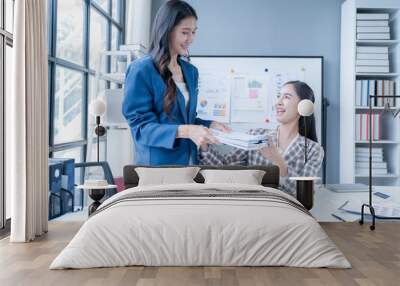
[8,0,48,242]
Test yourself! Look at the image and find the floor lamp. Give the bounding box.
[290,99,319,210]
[89,98,107,162]
[359,94,400,230]
[85,98,108,215]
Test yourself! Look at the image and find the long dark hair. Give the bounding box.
[149,0,197,116]
[284,81,318,142]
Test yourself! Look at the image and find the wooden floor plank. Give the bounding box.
[0,222,399,286]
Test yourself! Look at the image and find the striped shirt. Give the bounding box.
[198,128,324,196]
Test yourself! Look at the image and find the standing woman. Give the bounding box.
[123,0,228,165]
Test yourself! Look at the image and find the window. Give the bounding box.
[4,44,11,221]
[89,75,107,105]
[85,140,107,180]
[0,37,3,230]
[5,0,14,33]
[1,0,14,232]
[48,0,125,192]
[89,9,108,72]
[93,0,109,13]
[112,0,121,23]
[56,0,84,65]
[89,140,106,163]
[53,147,83,181]
[54,66,84,144]
[110,25,121,74]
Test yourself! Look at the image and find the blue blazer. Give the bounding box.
[122,56,212,166]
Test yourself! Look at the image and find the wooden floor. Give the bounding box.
[0,222,399,286]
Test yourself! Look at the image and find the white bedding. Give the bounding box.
[50,183,351,269]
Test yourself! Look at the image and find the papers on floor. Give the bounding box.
[210,129,268,150]
[339,199,400,218]
[330,210,359,222]
[330,189,400,222]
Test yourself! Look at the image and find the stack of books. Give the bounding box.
[355,79,396,106]
[210,129,268,150]
[356,13,390,73]
[355,113,381,141]
[355,147,388,176]
[356,13,391,40]
[356,46,390,73]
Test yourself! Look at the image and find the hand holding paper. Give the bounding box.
[209,129,268,150]
[178,125,219,147]
[209,121,232,133]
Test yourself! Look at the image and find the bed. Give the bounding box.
[50,165,350,269]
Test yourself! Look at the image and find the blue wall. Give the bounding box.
[152,0,344,183]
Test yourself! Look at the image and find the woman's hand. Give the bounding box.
[200,143,209,152]
[198,121,230,152]
[177,125,219,147]
[209,121,232,133]
[259,137,288,176]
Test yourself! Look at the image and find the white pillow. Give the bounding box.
[200,169,266,185]
[135,167,200,186]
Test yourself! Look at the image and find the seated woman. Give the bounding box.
[199,80,324,196]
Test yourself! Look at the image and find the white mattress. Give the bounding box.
[50,183,351,269]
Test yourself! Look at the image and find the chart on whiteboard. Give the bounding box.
[230,74,270,123]
[196,69,304,125]
[196,72,231,123]
[191,56,322,140]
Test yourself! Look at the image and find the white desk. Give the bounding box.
[311,185,400,222]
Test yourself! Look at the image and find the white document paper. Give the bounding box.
[210,129,268,150]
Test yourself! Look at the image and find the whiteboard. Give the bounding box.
[191,56,324,142]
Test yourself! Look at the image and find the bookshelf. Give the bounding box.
[340,0,400,187]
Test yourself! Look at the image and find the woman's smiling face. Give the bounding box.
[169,16,197,57]
[275,84,301,124]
